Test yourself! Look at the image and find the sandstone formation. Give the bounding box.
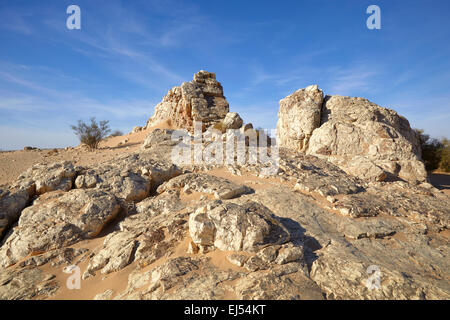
[222,112,244,130]
[277,85,324,152]
[277,87,427,183]
[0,72,449,300]
[156,173,251,200]
[0,188,29,239]
[0,189,120,268]
[145,71,230,131]
[188,201,290,252]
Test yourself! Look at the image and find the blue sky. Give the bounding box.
[0,0,449,150]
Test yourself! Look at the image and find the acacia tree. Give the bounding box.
[71,117,111,150]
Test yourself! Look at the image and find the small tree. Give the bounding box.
[415,129,450,172]
[71,117,111,150]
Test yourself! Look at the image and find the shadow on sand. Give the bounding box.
[430,172,450,190]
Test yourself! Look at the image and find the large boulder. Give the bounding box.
[74,153,182,200]
[86,231,138,275]
[1,161,78,239]
[222,112,243,130]
[277,87,427,183]
[277,85,324,152]
[0,189,120,267]
[141,129,177,150]
[188,201,290,252]
[145,71,229,131]
[13,161,77,196]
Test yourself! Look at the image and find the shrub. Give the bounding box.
[439,138,450,172]
[71,117,111,150]
[415,129,449,172]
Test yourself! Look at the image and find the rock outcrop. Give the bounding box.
[13,161,77,195]
[222,112,243,130]
[0,73,448,301]
[0,189,120,268]
[157,173,251,200]
[277,85,324,152]
[189,201,290,252]
[0,188,29,239]
[277,87,427,183]
[145,71,230,131]
[1,161,79,239]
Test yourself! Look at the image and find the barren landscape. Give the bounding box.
[1,71,449,300]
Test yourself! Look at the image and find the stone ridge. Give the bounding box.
[1,74,448,300]
[277,85,427,183]
[0,128,449,300]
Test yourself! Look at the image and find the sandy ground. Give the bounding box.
[0,120,174,187]
[1,129,449,299]
[1,118,448,192]
[35,166,283,300]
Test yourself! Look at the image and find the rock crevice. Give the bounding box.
[277,85,427,183]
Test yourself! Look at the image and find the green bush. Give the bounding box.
[439,138,450,172]
[415,129,450,172]
[71,117,111,150]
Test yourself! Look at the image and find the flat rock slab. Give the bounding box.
[157,173,251,200]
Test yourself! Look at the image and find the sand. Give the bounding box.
[1,119,448,193]
[0,120,174,187]
[1,122,449,300]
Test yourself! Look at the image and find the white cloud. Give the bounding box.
[325,64,382,96]
[0,9,34,35]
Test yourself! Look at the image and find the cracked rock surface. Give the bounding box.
[0,72,449,300]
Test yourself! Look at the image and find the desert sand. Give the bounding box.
[0,120,174,187]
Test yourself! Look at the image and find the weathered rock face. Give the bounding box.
[0,188,29,239]
[277,85,324,152]
[240,184,450,299]
[0,267,59,300]
[75,153,182,199]
[0,189,120,267]
[13,161,77,195]
[146,71,229,131]
[189,201,290,252]
[222,112,243,130]
[0,74,449,301]
[141,129,178,150]
[157,173,251,200]
[86,231,138,276]
[277,87,427,183]
[1,161,78,239]
[308,95,427,183]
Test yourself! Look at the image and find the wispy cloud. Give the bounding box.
[0,70,66,98]
[39,2,191,89]
[324,63,383,96]
[0,63,156,137]
[0,8,34,35]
